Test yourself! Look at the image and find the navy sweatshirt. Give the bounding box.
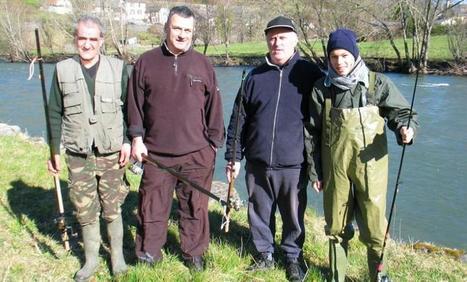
[225,52,323,168]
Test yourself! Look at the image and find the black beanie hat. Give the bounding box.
[326,28,359,59]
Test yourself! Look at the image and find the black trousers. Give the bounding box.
[245,162,308,260]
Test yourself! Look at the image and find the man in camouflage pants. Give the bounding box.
[47,15,130,281]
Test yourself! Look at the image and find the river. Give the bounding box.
[0,62,465,251]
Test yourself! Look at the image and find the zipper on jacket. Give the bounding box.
[269,69,283,166]
[173,55,178,75]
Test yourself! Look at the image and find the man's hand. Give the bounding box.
[400,126,414,144]
[225,161,241,183]
[47,154,61,176]
[131,137,148,162]
[312,180,323,193]
[119,143,131,167]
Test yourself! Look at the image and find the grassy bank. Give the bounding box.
[193,35,454,61]
[0,134,465,281]
[25,35,455,63]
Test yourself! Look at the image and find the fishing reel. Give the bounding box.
[228,198,243,211]
[54,214,77,251]
[128,160,144,175]
[377,274,391,282]
[54,214,77,238]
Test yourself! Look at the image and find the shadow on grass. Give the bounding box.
[6,178,138,270]
[6,179,79,259]
[134,198,254,264]
[6,178,326,278]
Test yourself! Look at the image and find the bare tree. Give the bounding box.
[290,0,331,67]
[447,18,466,64]
[396,0,415,71]
[352,1,404,68]
[70,0,95,16]
[404,0,464,72]
[38,12,77,57]
[41,17,55,54]
[215,0,233,61]
[0,0,31,62]
[100,0,131,61]
[195,1,216,55]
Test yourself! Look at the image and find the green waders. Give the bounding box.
[322,98,389,282]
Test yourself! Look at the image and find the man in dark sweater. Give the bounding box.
[126,6,224,271]
[224,16,323,282]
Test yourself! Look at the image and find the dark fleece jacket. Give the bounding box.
[225,52,323,168]
[127,44,224,155]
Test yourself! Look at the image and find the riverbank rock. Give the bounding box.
[412,241,465,262]
[0,123,21,136]
[0,123,45,144]
[462,254,467,264]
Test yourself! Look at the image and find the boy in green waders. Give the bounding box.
[305,28,419,282]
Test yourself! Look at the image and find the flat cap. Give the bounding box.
[264,16,296,34]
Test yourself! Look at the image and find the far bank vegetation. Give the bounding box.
[0,0,465,73]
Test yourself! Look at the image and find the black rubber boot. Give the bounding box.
[74,221,101,282]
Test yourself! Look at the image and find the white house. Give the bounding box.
[47,0,72,15]
[152,7,169,25]
[122,1,148,25]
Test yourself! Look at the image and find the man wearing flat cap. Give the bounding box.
[225,16,322,281]
[305,28,418,281]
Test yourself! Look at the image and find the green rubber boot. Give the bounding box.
[75,221,101,282]
[329,239,349,282]
[107,215,128,276]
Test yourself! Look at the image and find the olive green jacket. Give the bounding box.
[305,72,419,181]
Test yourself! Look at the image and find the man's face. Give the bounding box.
[165,14,194,54]
[329,49,356,76]
[75,21,103,66]
[266,28,298,66]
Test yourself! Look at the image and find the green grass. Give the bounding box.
[195,41,269,57]
[358,35,451,60]
[190,35,454,61]
[0,134,465,281]
[23,35,458,63]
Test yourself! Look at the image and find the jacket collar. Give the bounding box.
[265,51,300,69]
[162,40,192,57]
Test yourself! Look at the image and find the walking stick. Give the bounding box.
[34,28,71,251]
[221,70,246,233]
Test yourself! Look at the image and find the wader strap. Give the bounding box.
[366,71,377,105]
[323,98,332,141]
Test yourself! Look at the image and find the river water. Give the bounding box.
[0,62,465,250]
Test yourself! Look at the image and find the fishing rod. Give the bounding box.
[34,28,71,251]
[221,69,246,233]
[142,154,233,208]
[375,7,425,282]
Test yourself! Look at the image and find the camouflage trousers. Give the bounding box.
[66,150,129,225]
